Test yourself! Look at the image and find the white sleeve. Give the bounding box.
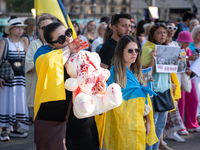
[143,104,151,116]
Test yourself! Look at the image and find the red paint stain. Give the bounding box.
[90,99,93,105]
[85,53,97,70]
[74,86,81,96]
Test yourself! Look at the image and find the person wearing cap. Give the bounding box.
[176,31,200,135]
[189,25,200,125]
[0,16,29,141]
[91,22,107,52]
[99,12,132,69]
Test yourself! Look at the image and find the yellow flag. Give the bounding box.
[35,0,77,39]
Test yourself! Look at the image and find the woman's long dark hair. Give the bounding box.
[111,35,146,88]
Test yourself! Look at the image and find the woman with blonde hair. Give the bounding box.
[83,20,97,51]
[21,18,36,50]
[189,19,199,32]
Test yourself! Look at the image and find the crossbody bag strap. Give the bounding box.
[0,39,8,66]
[3,38,9,61]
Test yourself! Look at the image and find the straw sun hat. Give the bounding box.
[5,17,27,34]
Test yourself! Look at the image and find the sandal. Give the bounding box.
[28,117,33,125]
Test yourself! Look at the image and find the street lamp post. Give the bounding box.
[91,3,97,20]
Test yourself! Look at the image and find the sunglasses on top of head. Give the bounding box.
[127,48,141,54]
[166,25,178,31]
[154,23,166,27]
[49,28,72,44]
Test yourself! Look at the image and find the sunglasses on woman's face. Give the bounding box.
[166,25,178,31]
[127,48,141,54]
[49,29,72,44]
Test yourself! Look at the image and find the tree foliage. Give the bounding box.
[5,0,34,12]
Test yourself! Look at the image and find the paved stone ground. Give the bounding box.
[0,124,200,150]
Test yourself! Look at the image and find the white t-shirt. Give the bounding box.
[168,41,179,47]
[91,36,103,52]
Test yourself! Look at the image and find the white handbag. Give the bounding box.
[181,73,192,93]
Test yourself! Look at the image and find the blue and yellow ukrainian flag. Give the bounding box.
[104,66,158,150]
[35,0,77,39]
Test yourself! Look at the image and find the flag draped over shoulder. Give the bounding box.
[104,66,158,150]
[33,45,66,120]
[35,0,77,39]
[169,73,181,112]
[141,41,156,67]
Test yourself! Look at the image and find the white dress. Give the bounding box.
[0,38,29,131]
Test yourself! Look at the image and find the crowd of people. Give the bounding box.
[0,10,200,150]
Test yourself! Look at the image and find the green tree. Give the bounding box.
[5,0,34,12]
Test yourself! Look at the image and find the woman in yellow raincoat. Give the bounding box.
[103,35,158,150]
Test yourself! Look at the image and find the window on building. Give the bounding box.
[121,7,127,12]
[101,6,103,13]
[110,7,115,13]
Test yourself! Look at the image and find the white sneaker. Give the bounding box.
[162,140,167,145]
[0,130,10,141]
[166,132,185,142]
[9,129,28,138]
[187,126,200,133]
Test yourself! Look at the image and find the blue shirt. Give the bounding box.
[181,22,189,31]
[189,42,196,52]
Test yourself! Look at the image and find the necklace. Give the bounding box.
[13,42,21,58]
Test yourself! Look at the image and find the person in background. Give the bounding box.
[99,16,110,24]
[130,18,136,36]
[143,23,154,42]
[94,22,113,54]
[195,13,200,22]
[163,20,186,144]
[91,22,107,52]
[135,20,148,50]
[72,21,88,50]
[21,18,36,51]
[103,35,158,150]
[189,25,200,125]
[83,20,97,51]
[176,31,200,135]
[173,12,195,40]
[166,20,179,47]
[25,15,53,125]
[176,17,182,24]
[99,12,132,69]
[0,16,29,141]
[141,23,173,150]
[189,19,199,32]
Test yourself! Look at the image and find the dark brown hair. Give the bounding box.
[148,23,168,45]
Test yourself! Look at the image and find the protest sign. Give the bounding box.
[190,56,200,77]
[156,45,180,73]
[177,49,187,73]
[142,67,153,97]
